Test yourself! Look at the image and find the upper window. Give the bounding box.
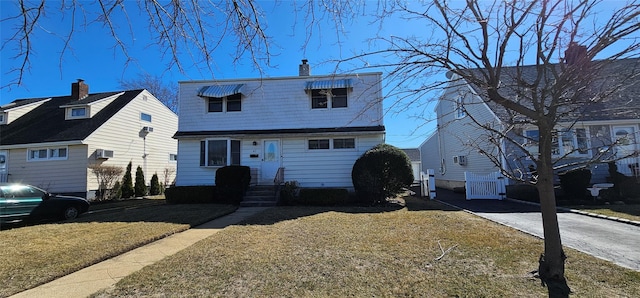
[141,113,152,122]
[454,97,466,118]
[169,154,178,161]
[311,90,328,109]
[0,112,5,124]
[28,147,68,161]
[200,139,241,167]
[207,93,242,113]
[311,88,348,109]
[66,106,89,119]
[331,88,348,108]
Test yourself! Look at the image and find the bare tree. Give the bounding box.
[120,73,178,113]
[338,1,640,296]
[88,163,124,201]
[1,0,271,89]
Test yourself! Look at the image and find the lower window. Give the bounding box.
[200,139,241,166]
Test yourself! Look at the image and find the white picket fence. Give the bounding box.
[464,171,506,200]
[420,169,437,199]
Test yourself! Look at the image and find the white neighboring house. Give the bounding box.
[421,58,640,190]
[0,79,178,199]
[174,61,385,190]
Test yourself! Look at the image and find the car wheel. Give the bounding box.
[63,206,80,220]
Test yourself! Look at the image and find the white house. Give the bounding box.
[420,58,640,190]
[0,80,178,199]
[174,61,385,190]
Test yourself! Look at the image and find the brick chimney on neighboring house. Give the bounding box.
[565,42,588,66]
[71,79,89,100]
[299,59,310,76]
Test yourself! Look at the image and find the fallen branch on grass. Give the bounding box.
[434,240,458,261]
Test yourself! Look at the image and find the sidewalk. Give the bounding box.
[11,207,270,298]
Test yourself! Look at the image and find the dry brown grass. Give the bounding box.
[95,197,640,297]
[0,203,237,297]
[570,205,640,223]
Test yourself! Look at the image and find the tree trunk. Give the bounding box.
[536,126,571,297]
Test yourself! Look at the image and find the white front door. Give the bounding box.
[260,140,281,184]
[613,126,639,176]
[0,150,7,182]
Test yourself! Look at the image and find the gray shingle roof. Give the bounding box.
[0,90,144,146]
[401,148,421,162]
[465,58,640,123]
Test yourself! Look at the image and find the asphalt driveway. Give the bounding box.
[434,188,640,271]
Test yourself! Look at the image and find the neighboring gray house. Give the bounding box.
[421,58,640,190]
[401,148,422,183]
[174,61,385,190]
[0,80,178,199]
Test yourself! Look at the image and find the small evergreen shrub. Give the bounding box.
[297,188,349,206]
[506,184,539,202]
[351,144,414,205]
[279,181,299,205]
[165,186,218,204]
[150,173,161,195]
[215,166,251,203]
[134,166,147,197]
[121,161,134,198]
[559,168,591,201]
[110,181,122,200]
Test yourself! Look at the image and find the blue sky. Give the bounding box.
[0,1,436,148]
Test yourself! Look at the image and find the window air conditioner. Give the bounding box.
[96,149,114,159]
[143,126,154,133]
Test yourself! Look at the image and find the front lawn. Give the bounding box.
[0,203,237,297]
[94,197,640,297]
[569,204,640,223]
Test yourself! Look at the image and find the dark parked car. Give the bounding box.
[0,183,90,224]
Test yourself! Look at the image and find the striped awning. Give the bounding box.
[305,79,352,90]
[197,84,244,98]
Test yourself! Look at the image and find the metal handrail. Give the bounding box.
[273,167,285,186]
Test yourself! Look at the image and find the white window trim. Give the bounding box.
[141,112,152,122]
[454,97,466,119]
[66,106,89,119]
[206,95,242,113]
[524,128,591,158]
[310,88,349,110]
[169,153,178,161]
[201,138,240,167]
[27,146,69,162]
[307,137,357,151]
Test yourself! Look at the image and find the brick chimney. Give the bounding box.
[565,42,588,66]
[299,59,310,76]
[71,79,89,100]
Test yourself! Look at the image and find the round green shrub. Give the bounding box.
[351,143,414,205]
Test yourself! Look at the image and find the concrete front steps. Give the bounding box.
[240,185,278,207]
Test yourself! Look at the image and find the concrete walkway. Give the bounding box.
[11,207,270,298]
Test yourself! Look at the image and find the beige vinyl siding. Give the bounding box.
[175,139,216,186]
[85,90,178,192]
[178,73,384,132]
[6,145,88,193]
[4,100,49,125]
[88,95,118,117]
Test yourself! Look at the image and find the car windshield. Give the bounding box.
[0,185,46,198]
